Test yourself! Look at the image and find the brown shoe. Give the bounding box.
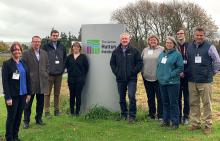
[188,126,201,131]
[203,127,211,135]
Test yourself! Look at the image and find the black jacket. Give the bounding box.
[110,43,142,82]
[2,58,31,100]
[43,41,67,75]
[65,54,89,84]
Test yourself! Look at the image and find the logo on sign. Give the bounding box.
[86,40,101,54]
[83,39,117,54]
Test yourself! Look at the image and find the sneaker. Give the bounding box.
[188,125,201,131]
[45,112,52,119]
[23,122,29,129]
[183,118,189,125]
[160,121,170,127]
[203,127,211,135]
[158,118,163,122]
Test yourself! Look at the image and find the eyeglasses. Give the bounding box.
[177,33,184,35]
[32,41,41,43]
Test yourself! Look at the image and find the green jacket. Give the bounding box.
[156,49,183,85]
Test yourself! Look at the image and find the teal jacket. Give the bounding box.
[156,49,184,85]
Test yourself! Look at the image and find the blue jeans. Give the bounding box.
[160,84,180,126]
[117,80,137,118]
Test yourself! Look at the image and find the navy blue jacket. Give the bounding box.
[187,41,213,83]
[43,41,67,75]
[110,43,142,82]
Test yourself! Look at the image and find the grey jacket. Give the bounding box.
[22,48,49,94]
[141,46,164,81]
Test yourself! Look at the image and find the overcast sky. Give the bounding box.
[0,0,219,42]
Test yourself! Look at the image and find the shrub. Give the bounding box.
[84,105,120,120]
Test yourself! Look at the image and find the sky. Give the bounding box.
[0,0,219,42]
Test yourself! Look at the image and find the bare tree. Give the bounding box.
[111,0,218,49]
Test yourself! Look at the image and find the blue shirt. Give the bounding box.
[16,61,27,95]
[208,45,220,73]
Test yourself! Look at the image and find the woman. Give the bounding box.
[65,42,89,116]
[156,36,183,129]
[2,42,31,141]
[141,35,164,120]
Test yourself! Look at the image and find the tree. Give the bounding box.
[111,0,218,50]
[0,41,9,52]
[41,29,79,54]
[21,44,29,50]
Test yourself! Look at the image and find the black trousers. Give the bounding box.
[5,95,26,141]
[143,80,163,118]
[68,80,84,114]
[178,77,190,121]
[23,94,44,123]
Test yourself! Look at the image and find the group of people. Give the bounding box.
[2,30,88,141]
[110,27,220,134]
[1,26,220,141]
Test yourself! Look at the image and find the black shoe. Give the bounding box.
[147,114,155,119]
[45,112,52,119]
[14,137,21,141]
[128,117,135,124]
[54,111,61,116]
[23,122,29,129]
[70,113,75,116]
[170,125,179,130]
[36,120,46,125]
[160,121,170,127]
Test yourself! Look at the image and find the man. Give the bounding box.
[187,27,220,134]
[43,30,67,117]
[110,33,142,123]
[22,36,49,128]
[176,28,190,125]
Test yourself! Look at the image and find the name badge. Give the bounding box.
[161,56,167,64]
[55,60,60,64]
[183,60,187,64]
[148,50,153,55]
[12,71,20,80]
[195,55,202,63]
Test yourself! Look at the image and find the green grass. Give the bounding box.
[1,74,220,141]
[1,97,220,141]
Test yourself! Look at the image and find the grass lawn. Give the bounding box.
[0,74,220,141]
